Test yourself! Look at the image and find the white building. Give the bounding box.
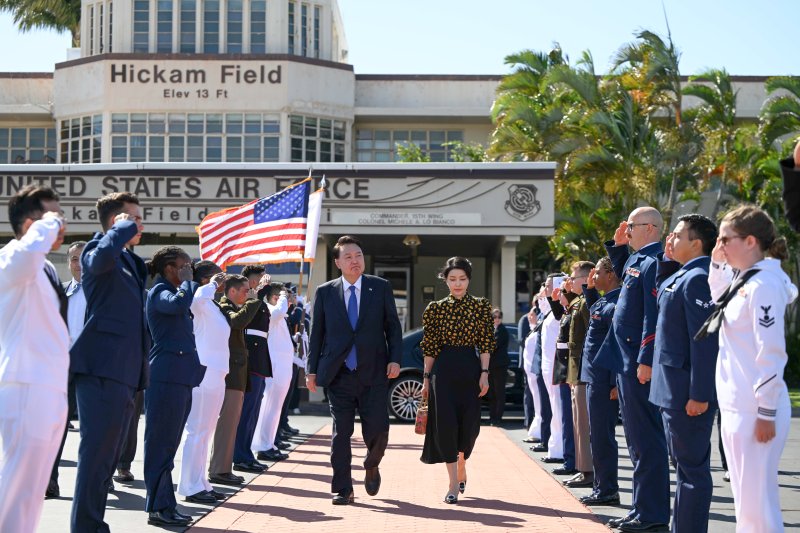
[0,0,776,327]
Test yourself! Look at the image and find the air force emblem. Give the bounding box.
[505,184,541,221]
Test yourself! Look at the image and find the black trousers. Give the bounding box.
[71,375,136,533]
[487,365,508,423]
[117,390,144,470]
[327,369,389,493]
[143,381,193,512]
[536,373,552,448]
[586,381,619,496]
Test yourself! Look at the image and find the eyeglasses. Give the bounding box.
[492,315,502,319]
[625,222,653,233]
[718,235,745,246]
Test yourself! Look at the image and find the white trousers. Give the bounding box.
[541,355,563,459]
[0,383,66,533]
[177,369,227,496]
[721,402,791,533]
[525,368,543,439]
[251,355,293,452]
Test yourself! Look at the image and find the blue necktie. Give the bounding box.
[345,285,358,370]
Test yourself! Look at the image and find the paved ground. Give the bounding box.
[38,407,800,532]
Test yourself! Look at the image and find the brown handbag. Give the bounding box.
[414,398,428,435]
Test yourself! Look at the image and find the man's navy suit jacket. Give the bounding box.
[70,220,150,390]
[308,274,403,387]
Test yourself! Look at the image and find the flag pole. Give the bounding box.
[296,166,314,297]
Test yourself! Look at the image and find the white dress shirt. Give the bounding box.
[0,218,70,393]
[341,275,362,316]
[191,282,231,373]
[65,278,87,345]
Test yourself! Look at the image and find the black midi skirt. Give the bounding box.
[420,345,481,464]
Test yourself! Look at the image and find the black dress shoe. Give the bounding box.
[522,437,541,443]
[208,490,226,501]
[282,425,300,435]
[274,440,291,450]
[564,473,594,487]
[147,510,190,526]
[45,479,60,499]
[531,444,548,452]
[607,515,635,528]
[552,467,579,476]
[173,509,193,521]
[580,492,620,505]
[540,456,564,464]
[185,490,217,504]
[257,449,288,462]
[619,519,669,532]
[208,473,244,486]
[332,489,354,505]
[113,469,135,483]
[364,467,381,496]
[233,462,266,473]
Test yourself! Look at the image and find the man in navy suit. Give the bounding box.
[650,214,718,533]
[307,235,403,505]
[595,206,669,532]
[70,192,148,533]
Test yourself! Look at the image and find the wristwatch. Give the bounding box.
[481,368,489,374]
[423,372,431,379]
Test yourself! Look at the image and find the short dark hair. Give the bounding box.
[570,261,595,277]
[193,260,222,283]
[438,256,472,280]
[8,185,60,236]
[148,245,190,278]
[333,235,363,259]
[678,213,718,256]
[241,264,265,278]
[267,281,286,298]
[68,240,87,254]
[224,274,248,293]
[595,256,615,274]
[96,192,139,230]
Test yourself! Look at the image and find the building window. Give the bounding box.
[111,113,280,162]
[179,0,195,52]
[0,127,57,164]
[226,0,243,53]
[250,0,266,53]
[99,4,104,52]
[59,115,102,164]
[108,2,113,52]
[203,0,220,53]
[132,0,149,52]
[156,0,173,53]
[355,129,464,162]
[289,115,345,162]
[88,6,95,54]
[300,3,308,57]
[287,1,295,55]
[313,5,320,59]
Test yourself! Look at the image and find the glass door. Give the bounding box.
[374,266,410,332]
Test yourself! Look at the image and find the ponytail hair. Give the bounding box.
[148,245,190,278]
[721,204,789,260]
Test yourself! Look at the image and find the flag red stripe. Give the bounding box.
[211,236,307,266]
[202,224,307,259]
[199,209,255,245]
[223,247,305,266]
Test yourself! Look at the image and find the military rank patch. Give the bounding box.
[759,306,775,328]
[626,267,641,278]
[695,299,713,308]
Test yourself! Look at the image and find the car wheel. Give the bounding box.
[389,374,423,423]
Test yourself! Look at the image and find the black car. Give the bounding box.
[387,323,523,422]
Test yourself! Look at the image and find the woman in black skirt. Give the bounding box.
[420,257,495,504]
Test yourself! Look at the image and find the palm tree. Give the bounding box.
[683,68,738,214]
[759,76,800,148]
[0,0,80,47]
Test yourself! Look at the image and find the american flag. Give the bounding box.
[197,179,311,268]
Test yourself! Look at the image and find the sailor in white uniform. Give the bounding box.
[0,186,69,533]
[710,204,797,533]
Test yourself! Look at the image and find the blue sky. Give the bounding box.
[0,0,795,76]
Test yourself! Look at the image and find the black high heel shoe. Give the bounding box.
[458,480,467,494]
[444,492,458,504]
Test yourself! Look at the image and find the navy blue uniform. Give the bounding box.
[549,298,575,470]
[650,256,717,533]
[70,220,148,533]
[144,278,206,514]
[581,285,621,498]
[595,240,669,525]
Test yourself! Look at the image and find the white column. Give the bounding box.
[500,235,519,321]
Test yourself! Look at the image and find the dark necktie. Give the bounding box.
[345,285,358,370]
[694,268,760,340]
[44,265,68,324]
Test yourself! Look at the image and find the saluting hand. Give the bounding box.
[177,264,193,283]
[614,221,630,246]
[711,239,726,264]
[586,268,596,290]
[664,233,676,261]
